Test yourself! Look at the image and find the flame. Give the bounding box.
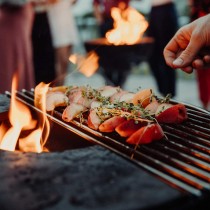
[34,82,51,151]
[19,130,42,152]
[0,76,50,153]
[69,51,99,77]
[106,6,148,45]
[0,123,7,144]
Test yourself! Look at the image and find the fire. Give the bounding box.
[0,76,50,153]
[106,4,148,45]
[69,51,99,77]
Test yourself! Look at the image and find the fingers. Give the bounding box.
[163,26,193,69]
[163,37,184,68]
[164,14,210,73]
[164,46,194,73]
[192,59,204,69]
[178,56,210,72]
[192,56,210,70]
[181,54,210,72]
[204,55,210,63]
[163,48,177,68]
[164,41,194,73]
[181,66,193,74]
[172,36,202,68]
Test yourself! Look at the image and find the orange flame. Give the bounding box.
[0,76,50,153]
[106,6,148,45]
[69,51,99,77]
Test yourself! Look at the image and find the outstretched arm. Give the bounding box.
[164,14,210,73]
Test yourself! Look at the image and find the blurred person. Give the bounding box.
[93,0,130,37]
[31,0,56,85]
[164,17,210,110]
[0,1,35,93]
[47,0,79,85]
[189,0,210,110]
[146,0,179,97]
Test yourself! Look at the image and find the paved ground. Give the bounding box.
[124,72,201,107]
[65,64,201,108]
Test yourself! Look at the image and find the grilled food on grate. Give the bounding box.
[45,85,188,145]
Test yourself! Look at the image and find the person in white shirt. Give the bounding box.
[47,0,79,85]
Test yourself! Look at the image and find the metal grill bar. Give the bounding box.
[6,90,210,197]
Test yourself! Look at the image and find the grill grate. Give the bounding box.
[6,90,210,197]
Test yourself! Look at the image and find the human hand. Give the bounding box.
[164,14,210,73]
[190,51,210,70]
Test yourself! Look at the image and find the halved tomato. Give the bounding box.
[99,116,126,133]
[126,123,164,145]
[115,119,147,137]
[156,104,188,124]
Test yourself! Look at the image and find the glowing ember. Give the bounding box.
[106,4,148,45]
[69,51,99,77]
[0,76,50,153]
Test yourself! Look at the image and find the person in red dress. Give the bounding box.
[0,2,35,93]
[189,0,210,110]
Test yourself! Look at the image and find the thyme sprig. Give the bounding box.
[65,85,77,96]
[65,85,158,123]
[159,93,172,104]
[95,100,155,123]
[80,85,108,103]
